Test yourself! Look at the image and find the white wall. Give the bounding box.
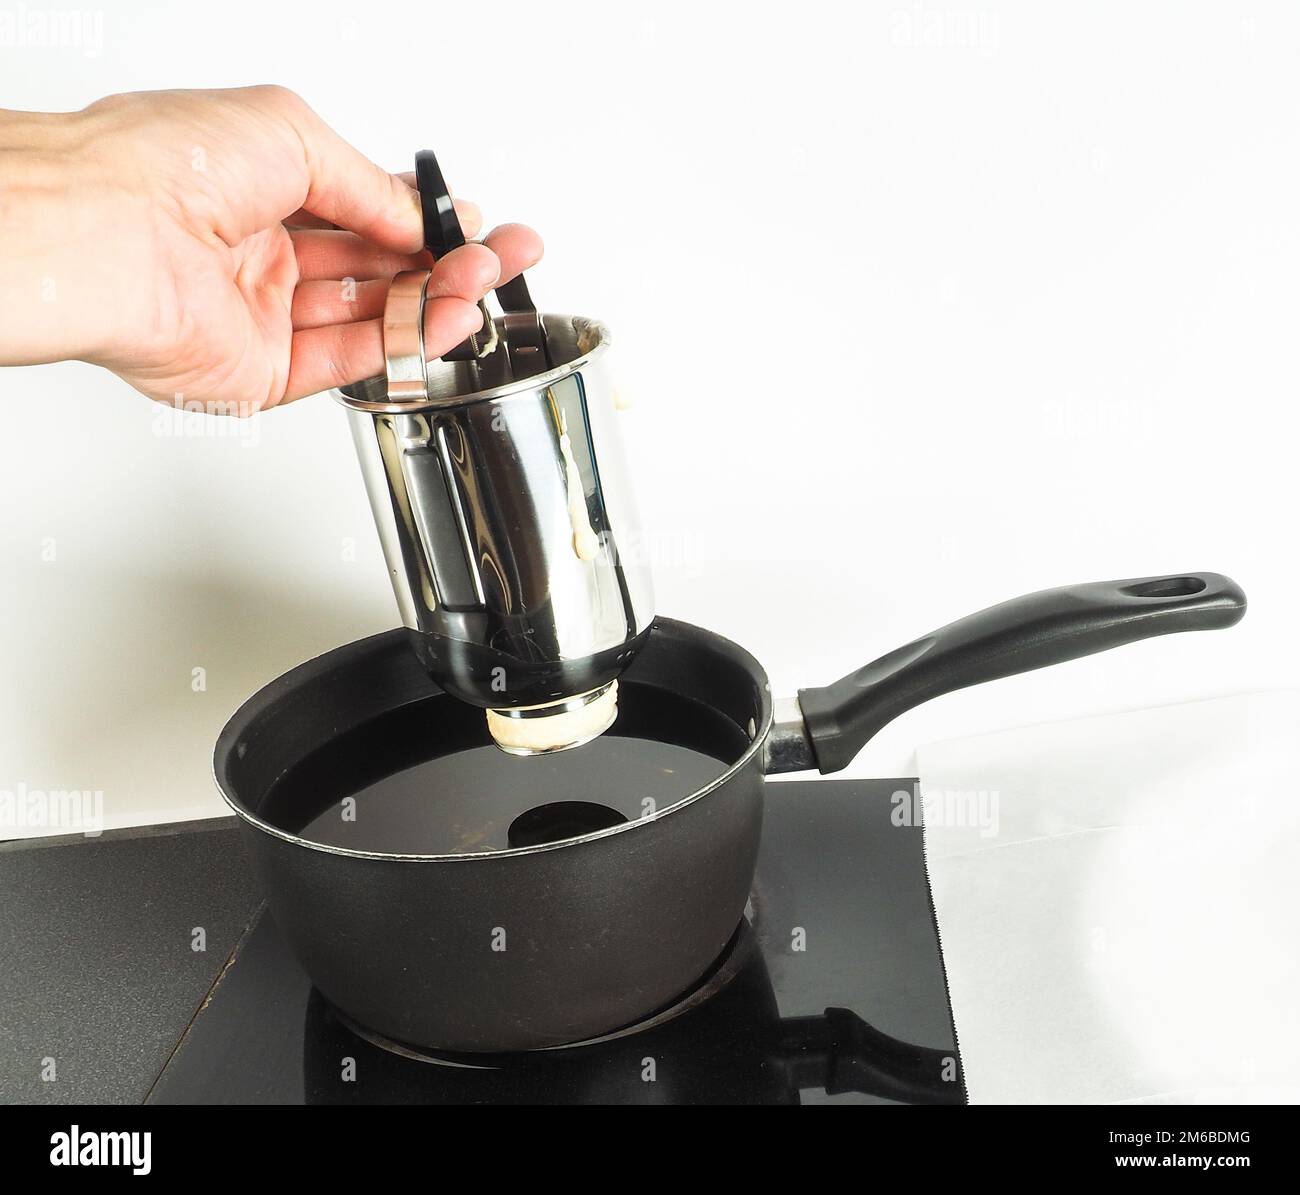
[2,0,1295,834]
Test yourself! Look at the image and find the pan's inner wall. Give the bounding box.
[216,619,769,855]
[256,683,746,855]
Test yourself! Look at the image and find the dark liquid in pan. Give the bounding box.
[258,682,751,856]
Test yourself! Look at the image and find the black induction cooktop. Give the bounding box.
[141,779,964,1105]
[0,779,962,1105]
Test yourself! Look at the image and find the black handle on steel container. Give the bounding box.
[798,572,1247,775]
[413,148,547,367]
[413,150,477,363]
[415,149,466,258]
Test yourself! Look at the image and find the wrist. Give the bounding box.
[0,108,132,367]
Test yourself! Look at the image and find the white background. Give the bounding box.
[1,0,1296,832]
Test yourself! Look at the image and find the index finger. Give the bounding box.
[250,86,424,252]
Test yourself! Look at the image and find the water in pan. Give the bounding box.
[257,682,752,856]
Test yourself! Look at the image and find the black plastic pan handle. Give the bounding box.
[797,572,1247,775]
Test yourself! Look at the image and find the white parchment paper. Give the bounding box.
[915,692,1300,1104]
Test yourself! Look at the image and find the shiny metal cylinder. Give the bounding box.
[334,299,653,712]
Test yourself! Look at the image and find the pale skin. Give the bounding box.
[0,85,544,414]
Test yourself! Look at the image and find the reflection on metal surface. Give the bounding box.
[486,682,620,756]
[337,296,653,713]
[763,696,817,774]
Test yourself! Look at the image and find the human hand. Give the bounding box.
[0,86,543,414]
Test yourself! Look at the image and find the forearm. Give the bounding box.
[0,107,125,366]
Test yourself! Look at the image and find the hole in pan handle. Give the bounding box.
[794,571,1247,775]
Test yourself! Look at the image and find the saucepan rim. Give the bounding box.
[213,619,774,864]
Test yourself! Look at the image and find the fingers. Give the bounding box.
[253,86,424,253]
[291,278,388,329]
[286,195,482,239]
[481,223,544,285]
[452,197,483,240]
[292,222,542,284]
[281,209,340,232]
[283,298,484,404]
[280,220,542,403]
[393,173,483,240]
[290,229,428,282]
[292,242,500,331]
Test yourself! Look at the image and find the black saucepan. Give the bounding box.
[215,571,1244,1052]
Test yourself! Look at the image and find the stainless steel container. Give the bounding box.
[334,270,653,753]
